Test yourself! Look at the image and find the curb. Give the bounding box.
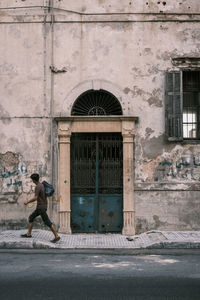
[1,240,200,250]
[1,248,200,256]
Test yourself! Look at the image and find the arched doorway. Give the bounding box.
[57,81,137,236]
[70,90,123,233]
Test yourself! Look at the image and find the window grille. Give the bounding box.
[71,90,123,116]
[183,71,200,139]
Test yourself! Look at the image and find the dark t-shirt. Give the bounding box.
[35,183,47,209]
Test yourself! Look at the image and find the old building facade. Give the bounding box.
[0,0,200,234]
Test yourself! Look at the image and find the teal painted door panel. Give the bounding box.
[99,195,123,232]
[71,195,95,233]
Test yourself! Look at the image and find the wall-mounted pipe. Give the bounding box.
[49,0,54,218]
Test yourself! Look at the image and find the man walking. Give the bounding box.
[21,173,60,243]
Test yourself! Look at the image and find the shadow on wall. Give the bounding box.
[0,218,48,231]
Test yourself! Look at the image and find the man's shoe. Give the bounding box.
[21,234,32,238]
[50,236,61,243]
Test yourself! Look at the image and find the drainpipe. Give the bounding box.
[49,0,54,218]
[43,1,53,217]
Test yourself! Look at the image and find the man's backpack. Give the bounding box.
[42,181,55,197]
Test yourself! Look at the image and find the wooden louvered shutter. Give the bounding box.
[165,71,183,141]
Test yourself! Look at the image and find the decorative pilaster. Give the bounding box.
[58,121,72,234]
[122,121,135,236]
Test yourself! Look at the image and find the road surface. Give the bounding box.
[0,251,200,299]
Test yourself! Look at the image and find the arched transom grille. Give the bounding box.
[71,90,123,116]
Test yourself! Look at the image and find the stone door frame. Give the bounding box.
[56,116,138,236]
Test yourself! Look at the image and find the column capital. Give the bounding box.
[122,120,135,138]
[58,121,72,144]
[58,121,72,137]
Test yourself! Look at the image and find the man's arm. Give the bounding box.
[24,196,38,206]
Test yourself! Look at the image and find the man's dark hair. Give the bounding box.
[30,173,39,182]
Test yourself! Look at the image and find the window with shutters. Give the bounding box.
[165,70,200,141]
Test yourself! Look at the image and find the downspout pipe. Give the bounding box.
[43,1,53,217]
[49,0,54,218]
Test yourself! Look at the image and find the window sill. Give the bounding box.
[181,139,200,144]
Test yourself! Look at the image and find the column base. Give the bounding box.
[59,211,71,234]
[122,226,135,236]
[122,211,135,236]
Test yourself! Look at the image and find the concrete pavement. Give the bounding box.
[1,229,200,252]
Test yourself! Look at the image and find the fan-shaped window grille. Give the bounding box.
[71,90,123,116]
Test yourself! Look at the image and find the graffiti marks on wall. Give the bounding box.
[0,152,22,203]
[0,151,47,204]
[154,153,200,181]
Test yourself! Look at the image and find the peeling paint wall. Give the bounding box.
[0,0,200,231]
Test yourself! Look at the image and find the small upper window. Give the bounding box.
[71,89,123,116]
[165,70,200,141]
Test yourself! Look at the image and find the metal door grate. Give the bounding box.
[71,133,123,194]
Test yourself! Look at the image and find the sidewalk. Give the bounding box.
[1,229,200,252]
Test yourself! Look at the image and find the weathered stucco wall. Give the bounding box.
[135,190,200,233]
[0,118,52,228]
[0,0,200,232]
[0,2,53,228]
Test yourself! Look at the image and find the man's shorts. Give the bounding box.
[29,208,52,228]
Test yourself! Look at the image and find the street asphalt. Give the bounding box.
[0,252,200,299]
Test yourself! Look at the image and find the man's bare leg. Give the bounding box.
[51,224,60,239]
[27,222,33,236]
[21,222,33,238]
